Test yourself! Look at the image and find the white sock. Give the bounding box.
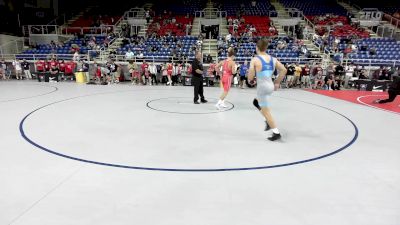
[272,128,280,134]
[217,99,222,105]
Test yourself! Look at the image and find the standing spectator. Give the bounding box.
[141,60,149,85]
[334,63,344,90]
[292,63,302,88]
[239,60,249,89]
[0,59,7,80]
[107,61,119,84]
[12,59,23,80]
[286,63,295,87]
[166,63,173,86]
[149,62,158,85]
[73,51,80,62]
[145,10,151,24]
[301,64,311,88]
[344,63,355,88]
[21,59,32,80]
[128,61,139,84]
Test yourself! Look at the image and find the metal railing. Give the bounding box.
[59,25,115,35]
[0,38,25,56]
[383,13,400,29]
[195,10,227,19]
[24,25,60,35]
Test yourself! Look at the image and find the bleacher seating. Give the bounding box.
[345,38,400,65]
[219,37,302,64]
[117,36,197,61]
[280,0,347,15]
[17,36,107,60]
[222,0,274,16]
[331,25,369,39]
[153,0,203,15]
[147,16,194,36]
[227,16,277,37]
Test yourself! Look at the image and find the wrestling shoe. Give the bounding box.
[220,102,228,108]
[215,103,221,110]
[194,101,200,104]
[268,132,281,141]
[201,99,208,103]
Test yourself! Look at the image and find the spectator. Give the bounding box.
[0,59,7,80]
[137,51,144,60]
[21,59,32,80]
[359,66,368,79]
[49,64,59,83]
[369,46,377,56]
[145,10,151,24]
[12,59,23,80]
[125,49,135,60]
[301,64,311,88]
[73,51,80,62]
[344,63,355,88]
[334,63,345,90]
[149,62,158,85]
[292,63,302,87]
[286,63,295,87]
[141,60,150,85]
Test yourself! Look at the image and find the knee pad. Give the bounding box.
[253,98,261,110]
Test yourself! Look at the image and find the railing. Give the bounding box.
[46,13,67,26]
[59,25,115,35]
[336,0,362,11]
[383,13,400,29]
[3,51,399,69]
[195,10,227,19]
[24,25,60,35]
[123,8,146,19]
[0,38,25,56]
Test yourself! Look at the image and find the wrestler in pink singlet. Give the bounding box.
[221,59,233,92]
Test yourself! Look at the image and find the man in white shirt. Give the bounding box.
[344,63,355,88]
[148,62,158,85]
[125,49,134,60]
[12,59,23,80]
[225,33,232,44]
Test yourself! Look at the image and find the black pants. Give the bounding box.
[379,90,398,104]
[193,75,205,102]
[151,74,157,85]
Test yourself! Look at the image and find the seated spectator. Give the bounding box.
[369,46,376,56]
[125,49,135,60]
[359,66,368,79]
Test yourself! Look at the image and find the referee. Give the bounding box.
[192,52,208,104]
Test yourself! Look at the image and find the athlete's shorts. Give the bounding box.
[221,75,232,92]
[257,81,274,107]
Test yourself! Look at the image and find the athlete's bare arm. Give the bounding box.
[248,57,260,81]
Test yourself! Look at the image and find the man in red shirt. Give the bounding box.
[35,60,45,72]
[59,60,66,73]
[301,64,311,88]
[141,60,149,85]
[49,59,58,68]
[167,63,173,86]
[64,61,76,81]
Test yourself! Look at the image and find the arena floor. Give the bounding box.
[1,81,399,225]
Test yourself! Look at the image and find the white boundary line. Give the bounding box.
[356,95,400,115]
